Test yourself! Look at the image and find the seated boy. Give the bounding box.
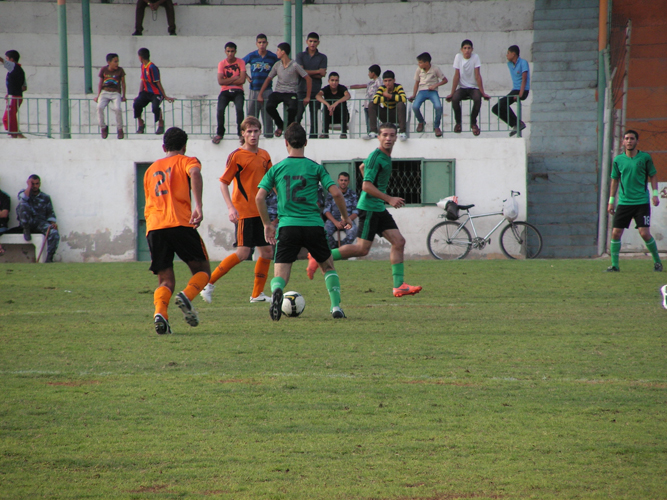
[350,64,381,134]
[409,52,448,137]
[446,39,490,136]
[367,70,408,141]
[94,53,126,139]
[315,72,351,138]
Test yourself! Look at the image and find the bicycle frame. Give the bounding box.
[452,209,507,247]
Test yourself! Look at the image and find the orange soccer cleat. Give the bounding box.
[306,253,318,280]
[393,283,422,297]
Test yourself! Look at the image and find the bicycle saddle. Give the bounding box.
[457,204,474,210]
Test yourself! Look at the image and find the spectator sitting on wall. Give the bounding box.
[0,50,27,139]
[367,70,408,141]
[409,52,448,137]
[212,42,246,145]
[0,186,10,256]
[133,0,176,36]
[492,44,530,137]
[315,72,351,139]
[350,64,382,135]
[295,32,327,139]
[16,174,60,263]
[133,47,174,135]
[94,53,126,140]
[323,172,358,248]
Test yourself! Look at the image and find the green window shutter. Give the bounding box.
[422,159,455,204]
[322,161,357,191]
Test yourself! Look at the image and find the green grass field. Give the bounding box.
[1,259,666,499]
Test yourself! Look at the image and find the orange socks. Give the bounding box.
[182,271,210,301]
[252,257,271,298]
[210,253,242,284]
[154,286,172,319]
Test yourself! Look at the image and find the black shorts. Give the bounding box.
[612,203,651,229]
[147,226,209,274]
[237,216,269,248]
[357,209,398,241]
[274,225,331,264]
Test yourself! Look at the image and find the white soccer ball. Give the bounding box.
[281,291,306,317]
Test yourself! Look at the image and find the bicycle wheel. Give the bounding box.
[499,221,543,259]
[427,221,472,260]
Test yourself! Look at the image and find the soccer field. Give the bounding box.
[1,259,665,499]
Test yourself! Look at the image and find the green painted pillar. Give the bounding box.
[295,0,303,55]
[82,0,93,94]
[284,0,292,47]
[58,0,71,138]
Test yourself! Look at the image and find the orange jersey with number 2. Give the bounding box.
[144,154,202,233]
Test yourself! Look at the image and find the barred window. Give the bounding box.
[353,160,423,204]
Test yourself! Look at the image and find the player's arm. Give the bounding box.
[649,174,660,207]
[256,187,276,245]
[189,167,204,227]
[328,185,352,229]
[362,180,405,209]
[607,178,619,215]
[220,180,238,223]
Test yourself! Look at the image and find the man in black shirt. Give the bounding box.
[315,72,351,138]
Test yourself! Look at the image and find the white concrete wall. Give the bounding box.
[0,137,527,262]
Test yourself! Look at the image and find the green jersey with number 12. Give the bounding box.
[258,156,335,227]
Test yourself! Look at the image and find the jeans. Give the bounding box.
[217,90,245,137]
[451,87,482,126]
[133,91,162,122]
[97,90,123,129]
[247,89,274,137]
[492,90,529,128]
[412,90,442,128]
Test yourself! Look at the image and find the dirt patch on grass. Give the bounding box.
[47,381,100,387]
[216,379,261,385]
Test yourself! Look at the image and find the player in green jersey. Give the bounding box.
[607,130,662,272]
[307,122,422,297]
[256,122,352,321]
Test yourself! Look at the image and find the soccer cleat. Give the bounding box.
[154,314,172,335]
[250,292,270,303]
[269,288,283,321]
[331,306,346,319]
[661,285,667,310]
[398,132,408,141]
[393,282,422,297]
[306,253,319,280]
[605,266,620,272]
[175,291,199,327]
[200,283,215,303]
[654,262,663,272]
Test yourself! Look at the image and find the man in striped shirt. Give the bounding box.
[133,48,174,135]
[367,71,407,141]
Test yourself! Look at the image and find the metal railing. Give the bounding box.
[2,95,524,139]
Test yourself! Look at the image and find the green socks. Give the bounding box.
[391,263,404,288]
[324,270,341,309]
[270,277,286,293]
[645,237,661,264]
[610,239,621,269]
[331,248,342,261]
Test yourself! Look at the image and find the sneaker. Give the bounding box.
[319,134,329,139]
[398,132,408,141]
[23,227,31,241]
[101,126,108,139]
[393,282,422,297]
[117,129,124,140]
[250,292,270,303]
[269,288,283,321]
[331,306,346,319]
[306,253,318,280]
[509,121,526,137]
[132,30,142,36]
[200,283,215,304]
[364,132,377,140]
[154,313,172,335]
[339,133,347,139]
[655,262,663,272]
[605,266,620,272]
[175,291,199,327]
[661,285,667,310]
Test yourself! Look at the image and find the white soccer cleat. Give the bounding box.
[250,292,270,303]
[200,283,215,303]
[331,306,346,319]
[661,285,667,310]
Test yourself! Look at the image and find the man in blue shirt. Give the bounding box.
[243,34,279,139]
[492,45,530,137]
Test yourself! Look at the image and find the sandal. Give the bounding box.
[211,135,222,145]
[274,128,283,138]
[454,123,462,133]
[471,124,480,136]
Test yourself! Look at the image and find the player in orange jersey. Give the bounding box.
[200,116,275,304]
[144,127,210,335]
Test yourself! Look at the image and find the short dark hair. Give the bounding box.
[106,53,119,63]
[306,32,319,40]
[225,41,237,51]
[277,42,291,56]
[163,127,188,152]
[256,33,267,41]
[285,122,307,149]
[417,52,431,63]
[5,50,20,62]
[461,39,473,48]
[328,71,339,79]
[382,70,395,80]
[137,47,150,60]
[338,172,350,179]
[624,129,639,140]
[28,174,40,182]
[508,45,520,56]
[368,64,381,77]
[379,122,398,134]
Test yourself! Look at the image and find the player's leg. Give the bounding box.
[305,226,345,317]
[636,206,662,270]
[250,245,273,302]
[270,226,302,321]
[382,223,422,297]
[147,229,177,334]
[608,205,632,271]
[171,227,210,326]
